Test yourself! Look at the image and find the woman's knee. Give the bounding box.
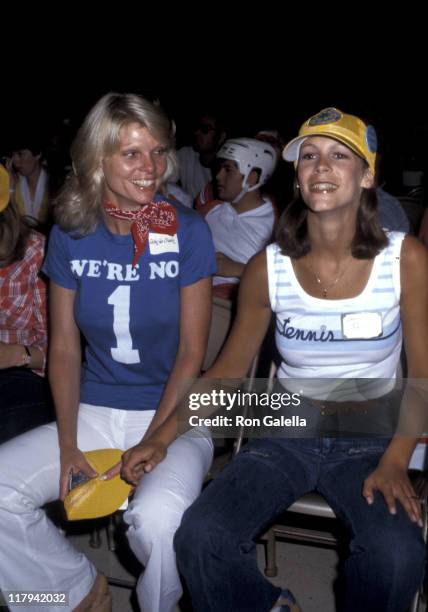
[0,483,37,517]
[174,503,233,568]
[381,526,425,577]
[0,462,35,514]
[174,506,203,561]
[352,520,426,579]
[125,496,183,550]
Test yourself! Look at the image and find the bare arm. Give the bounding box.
[142,276,212,439]
[120,276,212,483]
[116,251,272,483]
[22,236,47,371]
[161,249,273,434]
[386,235,428,461]
[27,269,48,371]
[49,281,97,499]
[363,236,428,524]
[0,342,44,370]
[207,250,272,379]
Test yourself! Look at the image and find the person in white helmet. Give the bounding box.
[202,138,278,369]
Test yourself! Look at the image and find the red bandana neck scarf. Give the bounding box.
[104,201,178,267]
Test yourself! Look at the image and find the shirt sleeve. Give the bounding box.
[42,225,77,290]
[178,210,217,287]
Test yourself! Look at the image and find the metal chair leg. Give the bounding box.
[263,528,278,577]
[89,524,102,549]
[106,514,116,552]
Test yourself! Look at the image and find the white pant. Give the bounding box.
[0,404,213,612]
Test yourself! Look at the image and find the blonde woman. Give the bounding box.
[0,93,216,612]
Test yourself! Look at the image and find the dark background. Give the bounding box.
[2,42,427,199]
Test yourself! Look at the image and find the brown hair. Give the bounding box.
[0,201,30,267]
[276,186,388,259]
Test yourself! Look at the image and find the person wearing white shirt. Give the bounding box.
[203,138,277,368]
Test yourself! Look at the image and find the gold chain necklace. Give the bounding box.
[307,258,353,298]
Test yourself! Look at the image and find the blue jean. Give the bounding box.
[175,437,426,612]
[0,368,53,444]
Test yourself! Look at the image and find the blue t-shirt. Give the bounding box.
[43,197,216,410]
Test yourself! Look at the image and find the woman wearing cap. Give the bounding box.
[0,94,216,612]
[0,164,52,443]
[140,108,428,611]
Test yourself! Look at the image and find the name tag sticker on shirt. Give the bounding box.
[149,233,179,255]
[341,312,383,340]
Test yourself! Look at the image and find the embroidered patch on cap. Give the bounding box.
[308,108,342,126]
[365,125,378,153]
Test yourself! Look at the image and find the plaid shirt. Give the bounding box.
[0,230,47,375]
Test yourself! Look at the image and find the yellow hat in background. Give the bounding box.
[0,164,10,213]
[283,107,377,176]
[64,449,132,521]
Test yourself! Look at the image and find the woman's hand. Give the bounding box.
[363,461,422,526]
[59,446,98,501]
[119,441,168,486]
[0,342,24,369]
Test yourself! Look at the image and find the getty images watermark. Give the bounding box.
[186,388,307,429]
[177,377,428,438]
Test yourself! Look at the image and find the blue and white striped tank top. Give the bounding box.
[266,232,405,400]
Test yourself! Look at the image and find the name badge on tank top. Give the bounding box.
[341,312,383,339]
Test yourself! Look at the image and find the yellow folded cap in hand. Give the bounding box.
[64,449,132,521]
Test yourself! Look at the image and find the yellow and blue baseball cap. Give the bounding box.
[282,108,378,176]
[0,164,10,213]
[64,449,132,521]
